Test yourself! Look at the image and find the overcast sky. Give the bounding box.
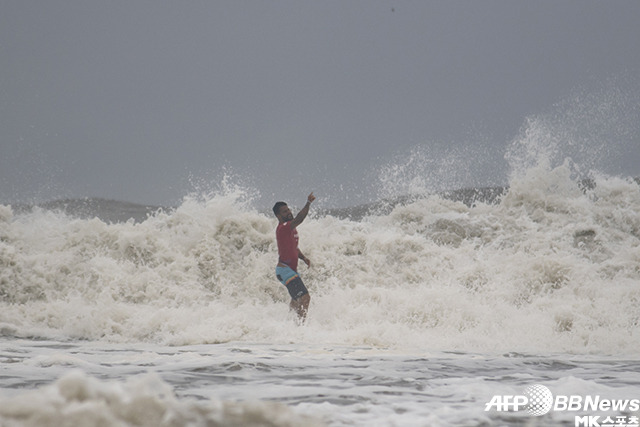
[2,1,639,208]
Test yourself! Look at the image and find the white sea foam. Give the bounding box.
[0,368,322,427]
[1,156,639,355]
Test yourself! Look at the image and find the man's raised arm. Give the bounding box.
[290,192,315,229]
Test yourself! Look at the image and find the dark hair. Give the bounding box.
[272,201,287,217]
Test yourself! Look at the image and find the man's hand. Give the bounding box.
[307,192,315,204]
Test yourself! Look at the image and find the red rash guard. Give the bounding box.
[276,221,299,272]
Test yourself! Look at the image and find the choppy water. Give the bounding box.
[2,111,640,425]
[2,339,640,426]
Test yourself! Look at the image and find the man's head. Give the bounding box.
[273,201,293,222]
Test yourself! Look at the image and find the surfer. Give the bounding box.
[273,192,316,322]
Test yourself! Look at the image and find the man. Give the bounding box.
[273,192,315,321]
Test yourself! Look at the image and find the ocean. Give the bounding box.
[1,144,640,426]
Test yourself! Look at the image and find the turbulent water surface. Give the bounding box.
[2,127,640,425]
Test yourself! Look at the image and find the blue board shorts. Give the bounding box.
[275,265,309,300]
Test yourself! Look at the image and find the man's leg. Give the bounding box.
[290,293,310,321]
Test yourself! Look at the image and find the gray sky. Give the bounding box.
[2,1,639,208]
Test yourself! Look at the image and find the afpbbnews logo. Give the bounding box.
[485,384,640,425]
[485,384,555,416]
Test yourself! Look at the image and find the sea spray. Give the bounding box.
[1,161,639,354]
[2,81,639,352]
